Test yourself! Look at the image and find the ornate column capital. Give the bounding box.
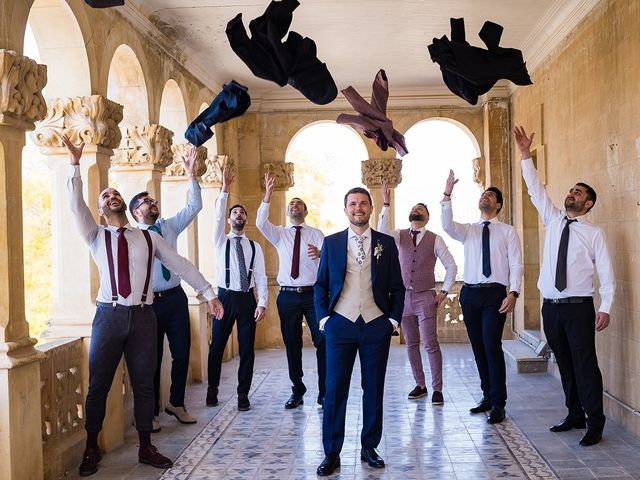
[111,124,174,168]
[31,96,123,150]
[362,158,402,188]
[165,143,207,177]
[260,162,294,190]
[0,49,47,127]
[201,154,229,186]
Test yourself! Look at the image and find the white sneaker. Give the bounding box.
[165,403,197,424]
[152,416,161,433]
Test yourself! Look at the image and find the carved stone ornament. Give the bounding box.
[111,124,174,167]
[260,162,294,190]
[165,143,208,177]
[361,158,402,188]
[0,49,47,123]
[472,157,485,187]
[201,154,228,185]
[31,96,124,149]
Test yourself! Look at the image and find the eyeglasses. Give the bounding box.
[137,198,158,208]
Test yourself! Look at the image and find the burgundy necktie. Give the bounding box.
[291,226,302,279]
[117,227,131,298]
[411,229,419,247]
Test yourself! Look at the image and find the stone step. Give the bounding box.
[502,339,548,374]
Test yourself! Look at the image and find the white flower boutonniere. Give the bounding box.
[374,240,384,262]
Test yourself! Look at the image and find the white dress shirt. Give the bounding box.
[441,200,523,293]
[256,201,324,286]
[378,206,457,292]
[67,166,215,305]
[521,158,615,313]
[213,192,268,308]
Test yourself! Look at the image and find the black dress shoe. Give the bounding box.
[487,406,505,424]
[78,447,102,476]
[238,393,251,411]
[316,453,340,476]
[469,398,491,414]
[579,429,602,446]
[549,416,587,432]
[285,394,304,409]
[206,386,218,407]
[317,394,324,406]
[360,447,385,468]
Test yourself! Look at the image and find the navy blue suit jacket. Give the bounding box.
[314,228,405,323]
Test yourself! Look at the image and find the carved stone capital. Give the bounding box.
[31,95,123,149]
[165,143,208,177]
[362,158,402,188]
[260,162,294,190]
[111,124,174,168]
[0,49,47,125]
[201,155,228,185]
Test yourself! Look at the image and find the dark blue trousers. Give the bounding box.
[276,290,326,397]
[85,303,157,432]
[459,285,508,408]
[152,287,191,415]
[542,299,605,431]
[323,314,393,455]
[207,288,257,395]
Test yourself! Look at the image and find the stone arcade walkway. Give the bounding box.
[68,345,640,480]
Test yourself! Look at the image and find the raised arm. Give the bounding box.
[213,167,233,247]
[514,126,562,226]
[376,181,400,244]
[164,147,203,233]
[255,172,282,246]
[440,170,469,242]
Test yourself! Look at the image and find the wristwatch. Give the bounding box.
[440,290,448,296]
[509,291,519,298]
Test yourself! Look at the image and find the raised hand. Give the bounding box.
[513,126,535,158]
[263,172,275,202]
[382,181,390,205]
[183,146,197,177]
[61,134,85,166]
[444,170,459,196]
[221,166,235,193]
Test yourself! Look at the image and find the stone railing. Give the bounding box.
[37,338,85,480]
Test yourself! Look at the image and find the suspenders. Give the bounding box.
[104,228,153,307]
[225,237,256,290]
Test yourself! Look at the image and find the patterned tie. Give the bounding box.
[410,229,419,247]
[355,234,366,265]
[555,217,578,292]
[482,221,491,278]
[291,226,302,279]
[148,225,171,281]
[117,228,131,298]
[235,236,249,292]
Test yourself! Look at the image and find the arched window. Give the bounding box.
[159,80,188,143]
[108,45,149,130]
[395,119,482,280]
[285,121,367,234]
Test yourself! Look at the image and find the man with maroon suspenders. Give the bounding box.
[63,136,223,477]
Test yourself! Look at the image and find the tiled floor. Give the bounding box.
[69,344,640,479]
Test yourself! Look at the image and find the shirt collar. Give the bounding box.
[565,212,589,224]
[478,217,499,225]
[349,226,371,239]
[287,222,307,229]
[228,232,246,239]
[106,223,134,233]
[410,226,425,234]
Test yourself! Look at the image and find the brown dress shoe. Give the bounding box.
[139,445,173,469]
[78,447,102,477]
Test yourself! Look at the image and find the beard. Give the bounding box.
[103,202,126,217]
[564,198,581,211]
[231,219,246,231]
[409,213,425,222]
[348,213,370,227]
[145,210,160,223]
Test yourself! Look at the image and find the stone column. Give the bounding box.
[0,49,47,480]
[361,157,403,229]
[32,96,124,339]
[482,98,511,221]
[110,124,174,214]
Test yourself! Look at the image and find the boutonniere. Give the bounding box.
[374,240,384,262]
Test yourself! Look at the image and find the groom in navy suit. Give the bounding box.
[314,187,405,476]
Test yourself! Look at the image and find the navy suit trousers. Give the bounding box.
[322,314,393,455]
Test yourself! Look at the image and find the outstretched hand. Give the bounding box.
[263,172,275,202]
[513,126,535,158]
[444,170,458,196]
[61,134,84,166]
[382,181,390,205]
[183,146,197,177]
[222,166,235,193]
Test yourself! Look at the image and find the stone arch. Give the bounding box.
[159,79,188,143]
[107,44,149,129]
[285,120,368,234]
[26,0,91,98]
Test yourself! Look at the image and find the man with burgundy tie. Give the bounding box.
[515,126,615,446]
[129,146,202,432]
[441,171,522,424]
[378,182,457,404]
[257,172,325,409]
[206,167,268,412]
[63,136,224,477]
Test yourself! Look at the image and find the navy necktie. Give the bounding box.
[555,217,578,292]
[482,221,491,278]
[148,225,171,281]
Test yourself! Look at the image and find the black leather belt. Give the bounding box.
[280,286,314,293]
[543,296,592,304]
[97,302,146,310]
[463,282,505,288]
[154,285,182,299]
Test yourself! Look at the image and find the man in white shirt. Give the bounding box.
[378,182,457,404]
[257,173,325,409]
[63,136,223,477]
[129,147,201,432]
[207,167,268,412]
[515,126,615,446]
[441,172,523,424]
